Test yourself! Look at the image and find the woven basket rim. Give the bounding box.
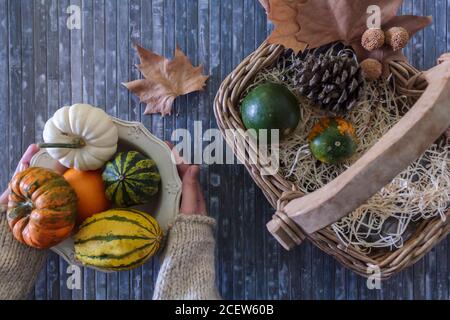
[213,41,450,279]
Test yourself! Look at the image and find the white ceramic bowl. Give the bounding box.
[30,118,182,270]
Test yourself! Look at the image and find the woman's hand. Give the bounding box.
[0,144,40,205]
[167,142,207,216]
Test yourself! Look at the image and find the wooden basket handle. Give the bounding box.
[268,56,450,250]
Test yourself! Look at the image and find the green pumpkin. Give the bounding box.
[102,151,161,207]
[308,117,357,164]
[241,83,300,142]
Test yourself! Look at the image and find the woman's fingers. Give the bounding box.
[165,141,207,216]
[165,141,190,179]
[14,144,39,175]
[180,166,200,215]
[1,144,40,205]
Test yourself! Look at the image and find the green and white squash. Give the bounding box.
[102,151,161,207]
[308,117,358,164]
[74,209,163,271]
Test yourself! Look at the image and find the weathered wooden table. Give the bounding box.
[0,0,448,300]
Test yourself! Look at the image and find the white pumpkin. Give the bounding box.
[42,104,119,171]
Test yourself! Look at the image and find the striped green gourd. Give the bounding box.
[102,151,161,207]
[74,209,163,271]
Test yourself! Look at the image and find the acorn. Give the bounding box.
[361,28,385,51]
[385,27,409,51]
[360,58,382,81]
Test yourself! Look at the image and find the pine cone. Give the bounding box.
[288,45,365,113]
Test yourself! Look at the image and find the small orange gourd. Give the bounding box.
[63,169,111,224]
[7,167,78,249]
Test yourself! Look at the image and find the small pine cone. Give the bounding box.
[385,27,409,51]
[290,47,365,113]
[360,58,382,81]
[361,28,385,51]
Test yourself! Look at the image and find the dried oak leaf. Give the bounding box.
[265,0,431,75]
[124,45,209,116]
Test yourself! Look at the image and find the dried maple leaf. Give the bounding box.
[124,45,209,116]
[265,0,432,75]
[264,0,308,53]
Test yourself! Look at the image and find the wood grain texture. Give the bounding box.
[0,0,448,300]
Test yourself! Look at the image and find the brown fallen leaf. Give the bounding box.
[264,0,431,75]
[124,45,209,116]
[265,0,308,53]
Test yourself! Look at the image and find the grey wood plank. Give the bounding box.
[47,0,59,115]
[334,264,346,299]
[139,0,152,137]
[162,0,175,142]
[71,0,82,103]
[8,0,22,175]
[82,0,94,105]
[402,0,414,61]
[346,267,358,300]
[21,0,34,149]
[150,0,163,139]
[0,0,9,192]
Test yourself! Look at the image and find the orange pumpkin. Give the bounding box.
[7,167,78,249]
[63,169,111,224]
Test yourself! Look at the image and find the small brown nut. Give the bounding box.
[360,58,382,81]
[361,28,385,51]
[385,27,410,51]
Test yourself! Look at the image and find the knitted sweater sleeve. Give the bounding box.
[0,206,48,300]
[153,215,221,300]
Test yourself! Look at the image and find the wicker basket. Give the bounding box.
[214,41,450,279]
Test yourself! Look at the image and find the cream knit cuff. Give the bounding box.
[0,209,48,300]
[153,214,220,300]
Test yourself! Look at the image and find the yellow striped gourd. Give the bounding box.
[74,209,163,271]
